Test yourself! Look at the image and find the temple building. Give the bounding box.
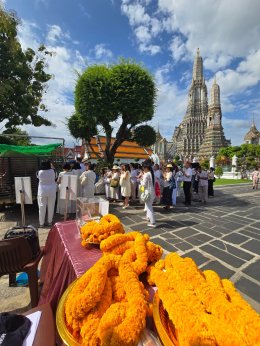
[172,48,230,158]
[244,120,260,144]
[199,78,231,157]
[151,128,174,163]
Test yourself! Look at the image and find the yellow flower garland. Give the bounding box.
[64,231,163,346]
[148,253,260,346]
[80,214,124,246]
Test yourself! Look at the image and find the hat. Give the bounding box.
[112,165,119,170]
[166,164,173,168]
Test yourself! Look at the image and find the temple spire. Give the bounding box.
[192,48,203,81]
[210,78,220,106]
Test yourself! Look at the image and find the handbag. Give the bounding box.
[110,179,119,188]
[140,189,151,203]
[4,226,40,259]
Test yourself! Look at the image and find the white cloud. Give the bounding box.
[157,0,260,69]
[94,44,113,60]
[135,25,151,43]
[46,24,70,44]
[151,64,188,139]
[121,2,150,26]
[169,36,187,62]
[121,0,162,55]
[139,43,161,55]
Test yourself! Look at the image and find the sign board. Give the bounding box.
[15,177,33,204]
[60,175,78,201]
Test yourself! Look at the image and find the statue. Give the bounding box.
[210,156,215,168]
[232,155,238,173]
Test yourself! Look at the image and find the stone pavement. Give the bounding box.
[0,183,259,313]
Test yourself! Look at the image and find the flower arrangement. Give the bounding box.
[80,214,124,246]
[148,252,260,346]
[64,231,163,346]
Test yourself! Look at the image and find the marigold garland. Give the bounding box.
[80,214,124,246]
[148,252,260,346]
[64,231,162,346]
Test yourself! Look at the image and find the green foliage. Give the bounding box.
[68,60,156,163]
[218,144,260,159]
[215,166,223,179]
[0,7,52,128]
[200,159,209,170]
[0,127,31,145]
[131,125,156,147]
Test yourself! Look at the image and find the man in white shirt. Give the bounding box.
[197,166,208,204]
[183,161,192,205]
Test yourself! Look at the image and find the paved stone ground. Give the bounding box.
[0,183,259,313]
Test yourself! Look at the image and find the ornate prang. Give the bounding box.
[173,50,230,159]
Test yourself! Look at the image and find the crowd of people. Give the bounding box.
[36,157,219,229]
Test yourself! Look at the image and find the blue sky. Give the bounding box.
[2,0,260,146]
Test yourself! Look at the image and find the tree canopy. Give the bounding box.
[68,60,157,163]
[0,7,52,129]
[217,144,260,169]
[0,127,31,145]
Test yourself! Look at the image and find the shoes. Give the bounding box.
[47,222,53,226]
[122,205,129,209]
[147,223,156,228]
[119,202,124,206]
[39,225,44,228]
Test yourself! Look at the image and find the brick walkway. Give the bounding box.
[0,184,259,313]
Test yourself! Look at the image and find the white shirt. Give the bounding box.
[198,170,208,187]
[37,169,56,196]
[183,167,192,182]
[80,170,96,197]
[141,171,155,200]
[164,171,173,187]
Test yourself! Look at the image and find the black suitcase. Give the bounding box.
[4,225,40,259]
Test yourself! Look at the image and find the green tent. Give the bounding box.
[0,143,62,157]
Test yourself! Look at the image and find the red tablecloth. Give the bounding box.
[38,220,102,311]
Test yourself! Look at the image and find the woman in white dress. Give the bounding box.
[120,164,131,209]
[80,163,96,198]
[103,168,112,199]
[141,162,156,227]
[56,162,74,216]
[37,161,57,227]
[110,166,120,202]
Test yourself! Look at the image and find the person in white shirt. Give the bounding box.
[37,161,57,227]
[80,163,96,198]
[56,162,74,216]
[252,167,259,190]
[76,157,85,172]
[182,161,192,205]
[197,166,208,204]
[141,162,156,227]
[103,168,112,199]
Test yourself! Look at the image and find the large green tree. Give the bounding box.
[0,127,31,145]
[0,6,52,129]
[68,60,157,163]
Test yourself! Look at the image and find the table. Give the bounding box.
[38,220,102,311]
[24,303,55,346]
